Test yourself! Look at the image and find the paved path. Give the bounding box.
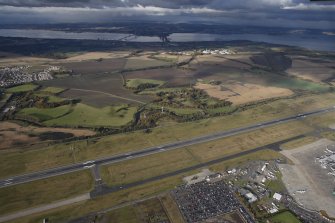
[0,194,90,223]
[70,88,146,104]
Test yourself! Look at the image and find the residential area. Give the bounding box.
[0,65,60,87]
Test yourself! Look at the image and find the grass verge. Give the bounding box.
[0,170,94,215]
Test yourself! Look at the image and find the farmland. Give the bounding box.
[124,58,171,70]
[40,87,65,94]
[43,72,152,106]
[6,84,38,93]
[60,58,127,75]
[44,103,137,127]
[64,51,130,61]
[287,57,335,83]
[194,82,294,105]
[124,67,194,87]
[18,103,138,128]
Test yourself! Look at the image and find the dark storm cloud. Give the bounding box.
[0,0,334,28]
[0,0,314,8]
[0,0,210,8]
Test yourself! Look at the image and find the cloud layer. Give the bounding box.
[0,0,334,28]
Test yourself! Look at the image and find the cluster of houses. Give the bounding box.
[201,48,234,55]
[165,48,234,56]
[0,65,60,87]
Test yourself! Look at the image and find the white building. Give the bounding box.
[273,192,282,201]
[245,192,258,203]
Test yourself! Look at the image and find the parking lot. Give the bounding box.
[172,180,255,223]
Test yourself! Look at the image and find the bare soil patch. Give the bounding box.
[64,51,129,61]
[195,82,293,105]
[287,59,335,82]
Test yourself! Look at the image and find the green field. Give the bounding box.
[18,105,72,122]
[269,211,301,223]
[202,66,330,93]
[44,103,137,127]
[18,103,137,127]
[273,77,330,92]
[46,95,66,103]
[40,87,65,94]
[33,91,66,103]
[0,170,93,215]
[6,84,38,93]
[126,78,165,89]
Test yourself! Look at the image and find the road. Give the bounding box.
[0,193,90,223]
[0,106,334,188]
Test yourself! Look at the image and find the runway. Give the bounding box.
[0,106,334,188]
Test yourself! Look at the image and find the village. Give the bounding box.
[166,48,235,56]
[0,65,60,87]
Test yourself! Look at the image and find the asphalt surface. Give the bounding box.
[90,134,305,197]
[0,106,334,188]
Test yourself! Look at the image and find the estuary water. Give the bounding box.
[0,29,334,52]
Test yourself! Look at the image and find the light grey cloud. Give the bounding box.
[283,3,335,11]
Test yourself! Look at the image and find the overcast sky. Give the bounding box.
[0,0,334,29]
